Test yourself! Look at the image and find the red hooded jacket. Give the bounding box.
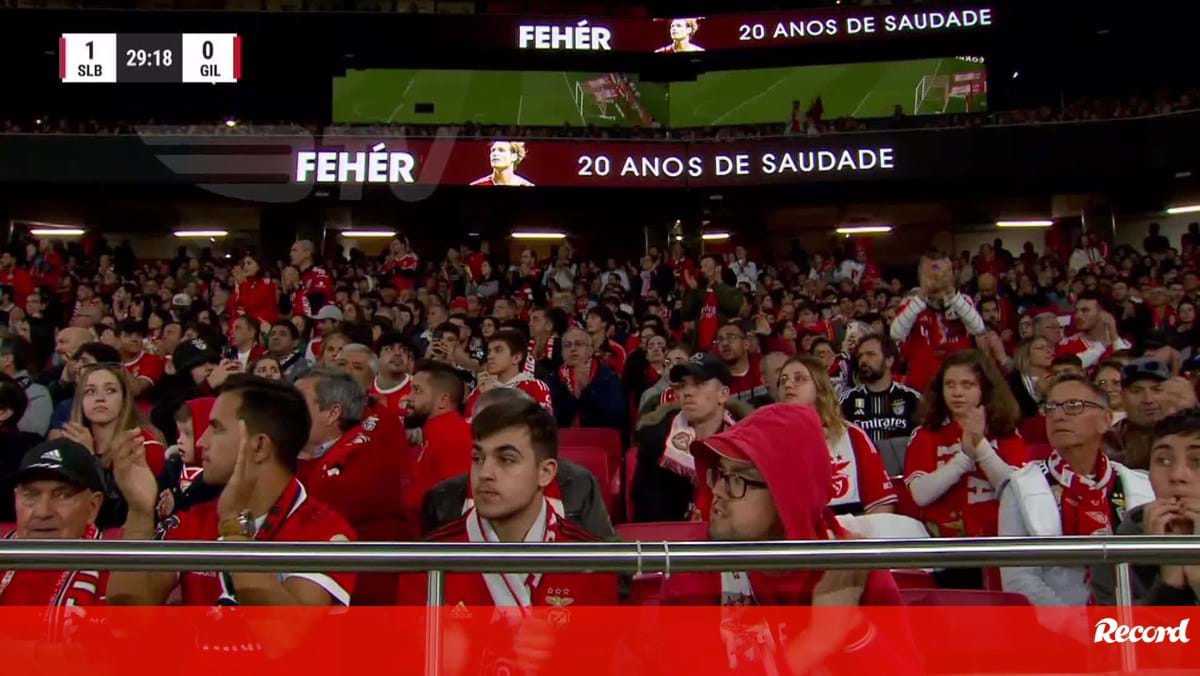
[658,405,919,674]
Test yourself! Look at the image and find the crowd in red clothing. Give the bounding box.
[1,222,1199,636]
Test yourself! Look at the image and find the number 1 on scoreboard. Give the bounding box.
[60,33,118,83]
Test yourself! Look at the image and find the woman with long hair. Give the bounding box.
[229,254,280,335]
[1008,336,1054,418]
[776,355,897,515]
[904,350,1028,585]
[249,356,283,380]
[57,363,167,528]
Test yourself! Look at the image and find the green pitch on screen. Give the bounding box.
[333,57,986,128]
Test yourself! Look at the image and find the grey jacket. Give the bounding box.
[1090,505,1199,606]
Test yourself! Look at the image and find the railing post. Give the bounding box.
[424,570,443,676]
[1113,563,1137,673]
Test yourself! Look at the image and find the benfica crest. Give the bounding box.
[892,399,906,416]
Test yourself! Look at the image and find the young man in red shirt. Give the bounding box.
[402,397,616,606]
[1056,291,1131,369]
[585,306,627,378]
[116,319,163,399]
[464,329,553,417]
[1,439,107,606]
[107,375,357,606]
[369,332,415,423]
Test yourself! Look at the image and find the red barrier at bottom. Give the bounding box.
[0,606,1194,675]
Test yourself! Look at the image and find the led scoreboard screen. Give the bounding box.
[59,33,241,83]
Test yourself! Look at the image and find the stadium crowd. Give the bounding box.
[0,221,1198,621]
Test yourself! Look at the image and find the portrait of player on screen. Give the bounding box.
[655,18,704,53]
[469,140,535,187]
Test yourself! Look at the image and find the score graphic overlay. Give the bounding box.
[59,33,241,83]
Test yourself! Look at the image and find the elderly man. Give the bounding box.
[1,439,107,605]
[999,374,1153,608]
[1106,358,1171,470]
[546,325,626,436]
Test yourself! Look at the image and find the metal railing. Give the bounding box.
[3,536,1197,675]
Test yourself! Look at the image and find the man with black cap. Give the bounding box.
[631,351,753,522]
[1106,358,1171,470]
[1,439,107,606]
[151,337,236,446]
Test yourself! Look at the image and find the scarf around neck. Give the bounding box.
[1046,449,1116,537]
[659,408,737,482]
[464,496,564,610]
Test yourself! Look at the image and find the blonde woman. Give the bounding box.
[57,364,167,526]
[777,355,897,515]
[469,140,534,186]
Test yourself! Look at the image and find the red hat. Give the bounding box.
[449,296,469,312]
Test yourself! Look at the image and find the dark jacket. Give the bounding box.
[631,399,755,523]
[1090,505,1199,606]
[0,428,45,522]
[546,362,629,442]
[151,375,217,446]
[420,459,614,538]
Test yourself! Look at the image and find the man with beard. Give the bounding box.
[839,335,922,444]
[369,331,415,423]
[714,321,766,403]
[404,360,472,514]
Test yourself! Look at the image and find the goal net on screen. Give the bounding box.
[915,71,987,114]
[574,77,623,121]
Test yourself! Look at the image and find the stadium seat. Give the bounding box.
[891,570,937,589]
[1027,443,1052,461]
[559,427,623,477]
[901,588,1031,606]
[616,520,708,543]
[0,522,12,536]
[875,436,910,477]
[558,446,615,516]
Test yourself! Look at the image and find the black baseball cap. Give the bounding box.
[669,352,733,386]
[17,439,103,492]
[1122,358,1170,386]
[173,337,221,373]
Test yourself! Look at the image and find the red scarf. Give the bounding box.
[557,358,600,395]
[697,287,719,351]
[1046,449,1114,537]
[0,524,102,606]
[525,335,555,375]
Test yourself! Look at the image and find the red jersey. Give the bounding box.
[382,254,420,291]
[406,411,473,514]
[827,425,898,515]
[138,427,167,477]
[464,373,554,419]
[1056,334,1132,370]
[123,351,165,389]
[231,278,280,330]
[0,525,107,606]
[292,265,333,317]
[0,266,34,307]
[727,354,766,403]
[298,413,415,604]
[159,478,356,605]
[904,423,1028,538]
[891,294,985,394]
[369,374,412,421]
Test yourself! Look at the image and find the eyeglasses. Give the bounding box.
[1041,399,1108,416]
[706,467,769,500]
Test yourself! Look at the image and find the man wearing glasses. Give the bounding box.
[714,321,766,403]
[999,373,1153,608]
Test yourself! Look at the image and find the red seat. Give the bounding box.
[892,475,922,520]
[559,446,616,517]
[891,569,936,589]
[901,588,1031,606]
[615,520,708,542]
[1027,443,1052,461]
[559,427,622,480]
[0,522,12,536]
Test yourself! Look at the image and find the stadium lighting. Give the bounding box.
[224,118,238,128]
[835,226,893,235]
[1166,205,1200,215]
[702,232,731,240]
[341,230,395,238]
[174,230,228,238]
[30,228,84,237]
[512,232,566,240]
[996,220,1054,228]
